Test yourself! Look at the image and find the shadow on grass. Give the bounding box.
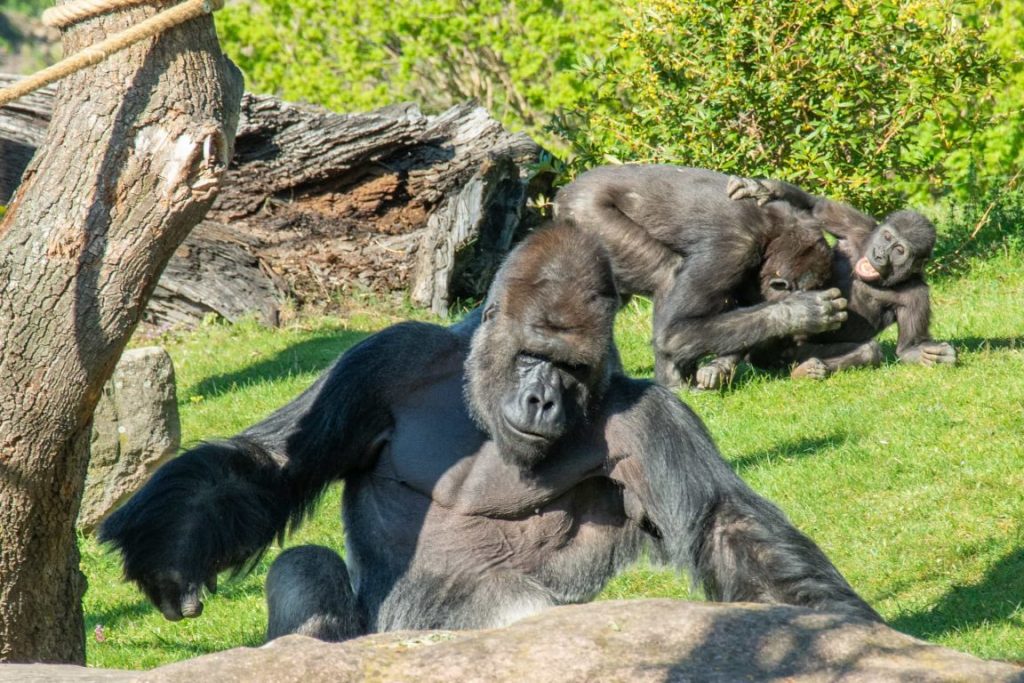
[186,329,372,400]
[86,598,157,627]
[890,548,1024,641]
[729,434,849,471]
[948,337,1023,354]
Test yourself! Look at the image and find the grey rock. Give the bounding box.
[79,347,180,534]
[4,600,1019,682]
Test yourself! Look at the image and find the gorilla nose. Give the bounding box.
[508,384,566,438]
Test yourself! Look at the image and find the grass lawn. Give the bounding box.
[80,248,1024,669]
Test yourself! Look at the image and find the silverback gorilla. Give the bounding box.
[554,164,846,389]
[100,222,880,642]
[725,176,956,380]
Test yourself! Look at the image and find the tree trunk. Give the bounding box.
[0,1,242,663]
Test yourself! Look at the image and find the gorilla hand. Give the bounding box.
[695,355,739,390]
[777,288,848,335]
[726,176,775,205]
[141,570,218,621]
[901,341,957,366]
[100,443,289,622]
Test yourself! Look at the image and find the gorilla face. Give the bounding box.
[759,223,832,303]
[465,224,619,470]
[854,210,935,287]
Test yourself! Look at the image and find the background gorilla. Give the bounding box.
[101,222,879,642]
[554,164,844,389]
[727,176,956,379]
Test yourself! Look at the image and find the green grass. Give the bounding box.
[81,249,1024,669]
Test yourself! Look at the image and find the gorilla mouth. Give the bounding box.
[501,416,554,444]
[854,257,881,282]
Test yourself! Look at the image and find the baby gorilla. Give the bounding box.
[101,222,879,643]
[726,176,956,380]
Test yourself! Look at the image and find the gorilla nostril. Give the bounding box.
[543,401,555,412]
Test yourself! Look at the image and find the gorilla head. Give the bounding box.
[465,223,620,470]
[759,221,832,303]
[853,210,935,287]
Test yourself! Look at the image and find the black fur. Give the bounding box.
[554,164,844,388]
[101,221,880,644]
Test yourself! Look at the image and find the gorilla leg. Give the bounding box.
[265,545,365,642]
[787,340,882,380]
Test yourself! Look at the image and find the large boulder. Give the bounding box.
[2,600,1020,681]
[79,347,180,534]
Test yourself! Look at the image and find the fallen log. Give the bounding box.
[0,75,552,325]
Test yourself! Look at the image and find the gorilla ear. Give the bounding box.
[768,278,790,292]
[482,304,497,322]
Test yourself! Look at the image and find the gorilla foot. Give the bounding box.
[791,358,829,380]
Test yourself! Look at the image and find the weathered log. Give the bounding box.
[1,76,552,322]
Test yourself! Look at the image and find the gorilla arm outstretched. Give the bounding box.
[726,176,877,249]
[100,322,454,621]
[606,379,880,621]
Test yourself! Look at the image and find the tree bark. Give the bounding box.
[0,1,242,664]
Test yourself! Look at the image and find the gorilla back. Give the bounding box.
[101,222,880,642]
[555,164,845,388]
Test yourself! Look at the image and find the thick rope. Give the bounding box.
[0,0,224,109]
[43,0,166,29]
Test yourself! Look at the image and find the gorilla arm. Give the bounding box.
[100,322,459,621]
[727,176,877,247]
[893,283,957,366]
[605,378,881,621]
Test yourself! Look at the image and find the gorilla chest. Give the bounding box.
[381,376,608,518]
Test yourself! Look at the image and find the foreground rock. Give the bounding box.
[2,600,1021,682]
[79,347,180,534]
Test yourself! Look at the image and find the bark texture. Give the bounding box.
[0,3,242,664]
[2,81,551,323]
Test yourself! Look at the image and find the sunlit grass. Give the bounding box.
[82,249,1024,668]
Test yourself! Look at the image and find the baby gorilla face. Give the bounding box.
[855,226,914,285]
[854,211,935,287]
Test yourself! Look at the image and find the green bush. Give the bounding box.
[923,2,1024,201]
[217,0,618,150]
[558,0,999,215]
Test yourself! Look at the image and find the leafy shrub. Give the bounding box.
[923,2,1024,201]
[217,0,618,150]
[558,0,999,215]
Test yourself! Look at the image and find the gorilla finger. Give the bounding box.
[180,583,205,618]
[157,596,184,622]
[832,297,848,311]
[821,288,842,300]
[726,176,744,197]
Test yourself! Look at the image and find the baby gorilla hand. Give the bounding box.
[779,288,848,335]
[140,569,218,621]
[919,341,957,366]
[726,176,775,205]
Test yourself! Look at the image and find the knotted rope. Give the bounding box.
[0,0,223,108]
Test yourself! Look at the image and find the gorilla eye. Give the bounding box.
[768,278,790,291]
[882,231,893,242]
[894,245,905,255]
